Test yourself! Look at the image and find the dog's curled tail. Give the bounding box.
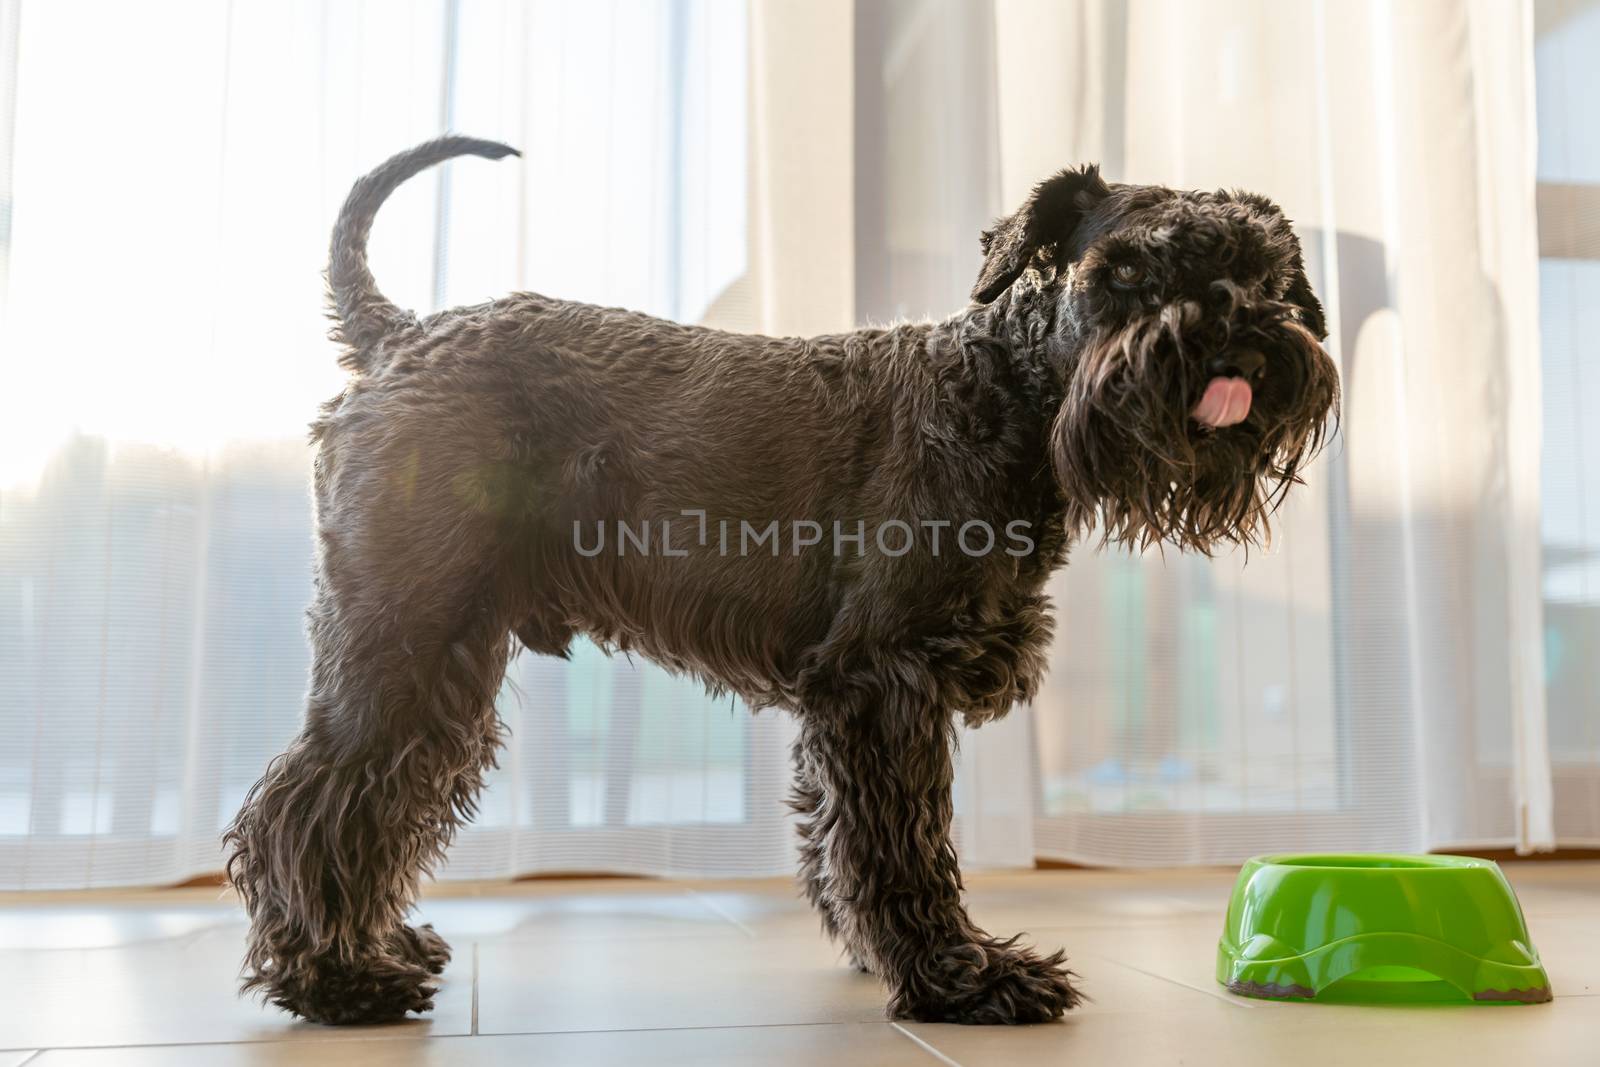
[328,135,521,370]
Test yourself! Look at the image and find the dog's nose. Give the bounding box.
[1207,349,1266,381]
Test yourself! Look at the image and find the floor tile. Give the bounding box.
[413,887,740,943]
[1519,914,1600,998]
[473,910,1224,1033]
[686,869,1232,942]
[1048,949,1246,1015]
[908,993,1600,1067]
[0,1054,37,1067]
[1503,863,1600,919]
[0,902,239,950]
[962,870,1228,931]
[0,925,472,1049]
[679,880,826,938]
[28,1024,941,1066]
[904,1004,1234,1066]
[475,930,886,1033]
[1038,918,1240,1003]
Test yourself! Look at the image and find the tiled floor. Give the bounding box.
[1,863,1596,1065]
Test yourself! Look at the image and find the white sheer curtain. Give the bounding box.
[847,0,1563,865]
[1001,0,1555,862]
[0,0,774,889]
[0,0,1581,891]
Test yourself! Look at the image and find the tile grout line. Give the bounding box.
[471,941,480,1036]
[0,1035,458,1055]
[685,887,757,938]
[891,1022,964,1067]
[3,1022,993,1062]
[1,1021,904,1055]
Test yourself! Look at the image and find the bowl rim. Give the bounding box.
[1248,852,1500,873]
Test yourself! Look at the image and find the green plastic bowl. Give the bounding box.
[1217,854,1551,1004]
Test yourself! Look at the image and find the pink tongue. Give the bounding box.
[1192,377,1253,428]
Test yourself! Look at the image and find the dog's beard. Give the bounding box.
[1051,300,1339,552]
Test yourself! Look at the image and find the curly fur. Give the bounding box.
[225,136,1338,1027]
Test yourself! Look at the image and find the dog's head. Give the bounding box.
[974,167,1340,551]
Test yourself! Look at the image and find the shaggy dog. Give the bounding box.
[225,136,1339,1026]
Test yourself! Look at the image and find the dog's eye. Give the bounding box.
[1110,262,1145,288]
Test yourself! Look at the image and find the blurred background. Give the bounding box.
[0,0,1594,889]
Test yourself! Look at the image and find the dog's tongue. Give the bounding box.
[1192,377,1253,428]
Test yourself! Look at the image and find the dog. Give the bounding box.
[225,135,1338,1026]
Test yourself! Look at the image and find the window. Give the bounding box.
[0,0,760,888]
[1536,0,1600,844]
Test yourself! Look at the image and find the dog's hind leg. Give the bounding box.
[798,685,1081,1024]
[220,527,512,1023]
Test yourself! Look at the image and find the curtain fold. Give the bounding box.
[1474,0,1555,851]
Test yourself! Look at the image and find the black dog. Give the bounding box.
[225,136,1338,1026]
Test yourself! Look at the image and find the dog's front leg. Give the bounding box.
[797,686,1080,1024]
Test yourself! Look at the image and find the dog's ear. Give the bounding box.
[1283,244,1328,341]
[972,165,1111,304]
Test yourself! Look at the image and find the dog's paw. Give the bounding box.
[394,922,452,975]
[889,938,1081,1025]
[248,947,439,1025]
